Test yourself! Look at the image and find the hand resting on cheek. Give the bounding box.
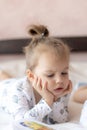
[54,80,72,102]
[32,76,54,107]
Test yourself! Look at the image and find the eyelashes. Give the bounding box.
[47,74,54,78]
[61,72,68,75]
[46,72,68,78]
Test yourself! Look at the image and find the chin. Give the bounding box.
[53,92,62,97]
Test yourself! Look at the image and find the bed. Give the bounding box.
[0,38,87,130]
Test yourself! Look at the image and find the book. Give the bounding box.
[13,119,55,130]
[13,119,87,130]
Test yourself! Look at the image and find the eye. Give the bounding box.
[47,74,54,78]
[61,72,68,75]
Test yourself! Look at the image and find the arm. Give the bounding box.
[24,99,52,121]
[47,95,70,124]
[46,80,72,124]
[7,79,52,121]
[32,76,55,106]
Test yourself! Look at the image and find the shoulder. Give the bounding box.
[9,77,28,92]
[13,77,33,95]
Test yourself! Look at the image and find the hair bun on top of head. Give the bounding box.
[28,25,49,38]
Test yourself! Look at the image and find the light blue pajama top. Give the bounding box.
[0,77,70,124]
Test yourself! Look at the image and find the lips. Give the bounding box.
[54,87,63,92]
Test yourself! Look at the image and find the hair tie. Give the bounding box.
[41,32,45,38]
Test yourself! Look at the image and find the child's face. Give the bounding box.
[33,51,70,97]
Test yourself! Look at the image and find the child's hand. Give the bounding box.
[63,80,72,95]
[33,76,54,106]
[54,80,72,101]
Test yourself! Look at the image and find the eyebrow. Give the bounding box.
[44,67,69,73]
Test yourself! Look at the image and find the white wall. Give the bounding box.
[0,0,87,39]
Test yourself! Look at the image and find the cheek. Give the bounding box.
[40,77,55,90]
[64,79,69,87]
[46,80,55,90]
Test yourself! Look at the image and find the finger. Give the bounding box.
[68,80,73,93]
[60,85,71,97]
[37,78,42,90]
[64,80,72,93]
[64,86,72,95]
[42,81,48,91]
[32,76,38,88]
[42,81,53,96]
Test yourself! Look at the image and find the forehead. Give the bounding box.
[36,51,69,71]
[33,43,69,71]
[35,43,69,60]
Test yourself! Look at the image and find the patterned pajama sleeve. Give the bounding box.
[4,80,52,121]
[45,94,70,124]
[24,99,52,121]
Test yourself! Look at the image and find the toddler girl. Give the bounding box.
[0,25,72,124]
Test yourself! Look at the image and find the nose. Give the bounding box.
[55,75,63,84]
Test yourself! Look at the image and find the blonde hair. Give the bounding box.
[24,25,70,71]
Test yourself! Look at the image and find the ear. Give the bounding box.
[26,69,34,82]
